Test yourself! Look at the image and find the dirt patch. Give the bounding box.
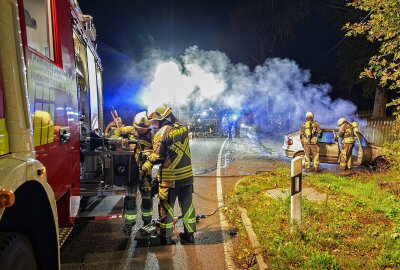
[355,211,392,228]
[379,181,400,196]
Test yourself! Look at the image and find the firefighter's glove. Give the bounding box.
[318,132,323,139]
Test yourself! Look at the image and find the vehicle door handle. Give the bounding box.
[60,128,70,144]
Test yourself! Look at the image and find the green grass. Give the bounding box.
[226,163,400,269]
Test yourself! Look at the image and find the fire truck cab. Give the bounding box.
[0,0,103,269]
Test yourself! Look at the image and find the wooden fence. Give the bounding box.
[358,120,399,145]
[356,110,373,118]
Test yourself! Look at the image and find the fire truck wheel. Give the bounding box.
[0,232,37,270]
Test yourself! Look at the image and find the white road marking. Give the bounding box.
[216,138,236,270]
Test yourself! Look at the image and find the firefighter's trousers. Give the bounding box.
[304,143,320,169]
[158,184,196,239]
[124,178,153,226]
[339,143,354,170]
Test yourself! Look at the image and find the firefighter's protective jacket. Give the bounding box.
[338,122,355,144]
[300,120,322,144]
[143,122,193,188]
[131,129,153,163]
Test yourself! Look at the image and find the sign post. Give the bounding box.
[291,156,303,231]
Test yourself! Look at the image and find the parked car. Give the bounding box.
[282,128,389,169]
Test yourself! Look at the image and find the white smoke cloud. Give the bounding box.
[136,46,357,131]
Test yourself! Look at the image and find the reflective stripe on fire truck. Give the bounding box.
[33,110,54,146]
[0,118,9,155]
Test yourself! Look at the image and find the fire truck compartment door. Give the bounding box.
[87,48,99,130]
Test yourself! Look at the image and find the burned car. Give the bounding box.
[282,128,388,169]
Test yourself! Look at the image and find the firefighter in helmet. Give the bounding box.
[300,112,323,172]
[142,103,196,245]
[336,118,356,171]
[123,111,154,234]
[105,111,124,138]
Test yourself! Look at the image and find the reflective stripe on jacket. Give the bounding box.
[146,122,193,188]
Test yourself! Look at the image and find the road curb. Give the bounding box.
[237,206,269,270]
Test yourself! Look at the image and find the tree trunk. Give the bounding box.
[372,87,387,118]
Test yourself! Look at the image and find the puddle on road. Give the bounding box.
[192,136,284,177]
[193,167,217,176]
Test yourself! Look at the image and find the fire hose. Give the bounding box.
[136,198,235,239]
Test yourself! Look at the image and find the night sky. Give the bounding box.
[78,0,374,124]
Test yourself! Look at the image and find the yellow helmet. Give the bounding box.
[306,112,314,119]
[133,111,151,129]
[337,118,347,126]
[147,103,172,121]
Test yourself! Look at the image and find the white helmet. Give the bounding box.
[337,118,347,126]
[133,111,151,130]
[306,112,314,119]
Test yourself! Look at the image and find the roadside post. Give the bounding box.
[291,156,303,231]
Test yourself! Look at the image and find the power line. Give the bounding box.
[315,10,373,63]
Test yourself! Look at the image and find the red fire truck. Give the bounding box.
[0,0,105,269]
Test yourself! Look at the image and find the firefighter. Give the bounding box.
[123,111,154,234]
[336,118,356,171]
[300,112,323,172]
[105,116,124,137]
[142,103,196,245]
[352,121,359,133]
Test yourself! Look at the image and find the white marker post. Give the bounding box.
[291,156,303,231]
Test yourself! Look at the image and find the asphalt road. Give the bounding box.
[60,136,279,270]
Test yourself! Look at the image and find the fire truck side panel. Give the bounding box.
[1,0,33,153]
[18,0,80,214]
[0,45,8,156]
[0,0,60,267]
[55,0,80,196]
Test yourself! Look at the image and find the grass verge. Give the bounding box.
[225,163,400,269]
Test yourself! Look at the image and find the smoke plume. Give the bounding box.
[134,46,357,132]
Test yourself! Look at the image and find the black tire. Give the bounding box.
[293,152,305,158]
[373,157,390,171]
[0,233,37,270]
